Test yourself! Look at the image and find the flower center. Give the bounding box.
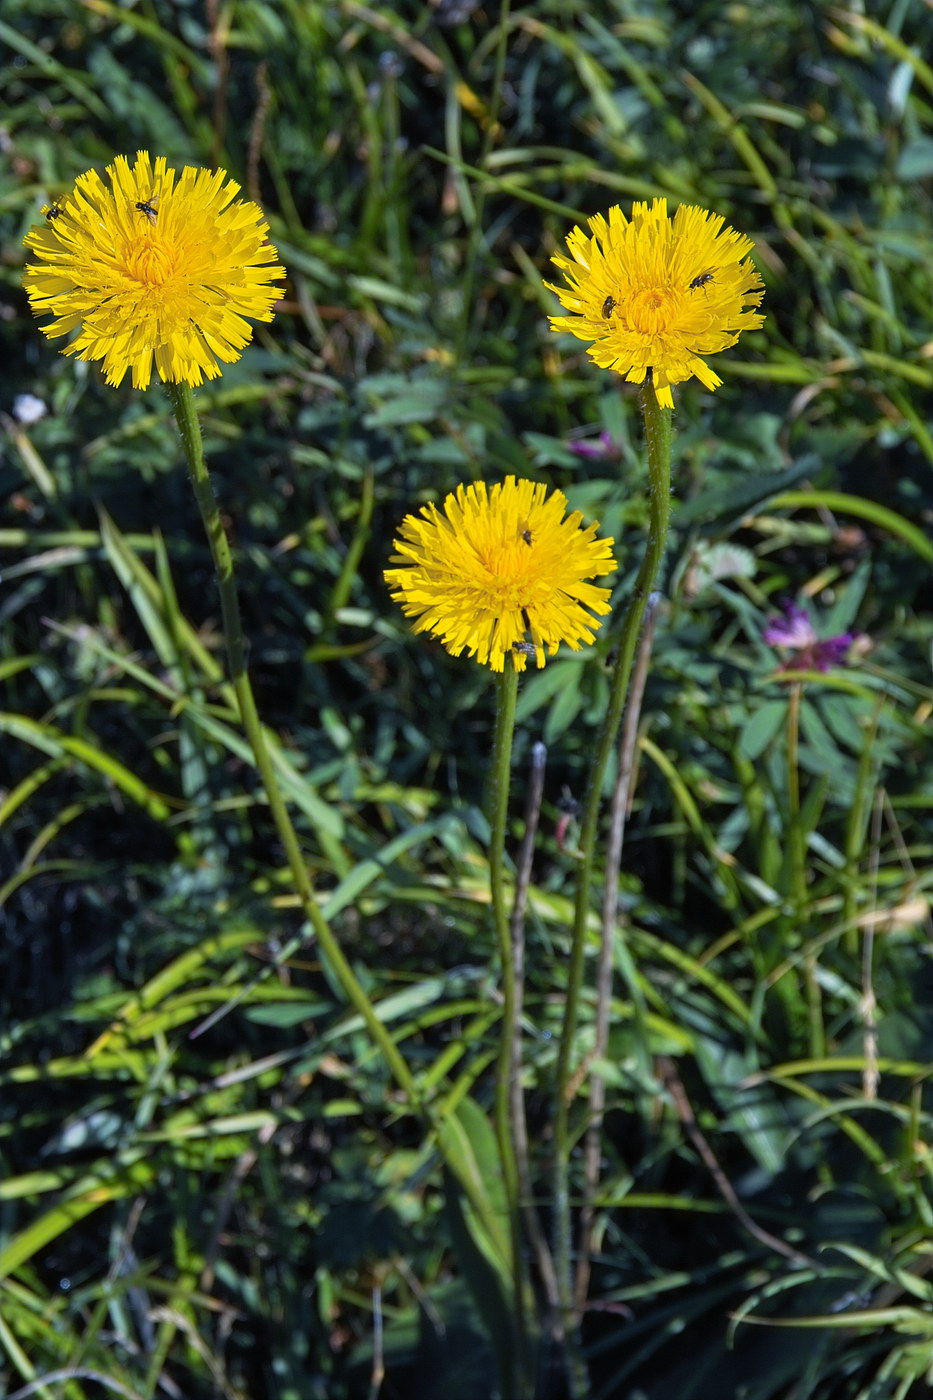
[473,540,542,611]
[627,286,678,334]
[125,237,176,286]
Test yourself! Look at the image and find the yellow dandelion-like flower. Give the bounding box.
[23,150,285,391]
[547,198,765,410]
[385,477,617,673]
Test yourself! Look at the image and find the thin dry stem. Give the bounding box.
[575,592,661,1315]
[861,788,884,1100]
[658,1057,820,1270]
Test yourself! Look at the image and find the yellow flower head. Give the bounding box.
[547,199,765,410]
[385,477,617,673]
[23,151,286,391]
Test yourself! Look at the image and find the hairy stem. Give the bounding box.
[552,383,672,1359]
[489,665,530,1387]
[167,381,419,1101]
[575,590,660,1313]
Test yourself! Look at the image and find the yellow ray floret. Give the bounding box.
[385,477,618,673]
[23,151,286,390]
[547,199,765,409]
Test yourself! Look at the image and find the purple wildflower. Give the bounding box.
[567,431,620,462]
[763,600,855,672]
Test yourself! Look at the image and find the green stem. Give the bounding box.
[785,682,822,1055]
[489,664,530,1388]
[169,384,536,1399]
[786,681,807,912]
[552,382,672,1346]
[166,381,418,1104]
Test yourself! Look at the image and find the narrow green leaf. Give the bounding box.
[0,1160,154,1282]
[0,713,171,821]
[767,490,933,563]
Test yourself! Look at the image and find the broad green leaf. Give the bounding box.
[739,700,787,760]
[543,663,584,743]
[246,1001,331,1027]
[436,1096,513,1284]
[515,655,584,722]
[674,459,813,525]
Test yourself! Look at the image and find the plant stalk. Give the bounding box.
[167,381,419,1103]
[489,664,530,1387]
[575,590,660,1314]
[171,384,545,1398]
[551,382,672,1354]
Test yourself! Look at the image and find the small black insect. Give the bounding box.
[521,528,533,545]
[602,295,616,317]
[135,196,160,224]
[44,204,64,221]
[689,272,714,291]
[513,641,536,657]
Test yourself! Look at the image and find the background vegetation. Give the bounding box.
[2,1,933,1397]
